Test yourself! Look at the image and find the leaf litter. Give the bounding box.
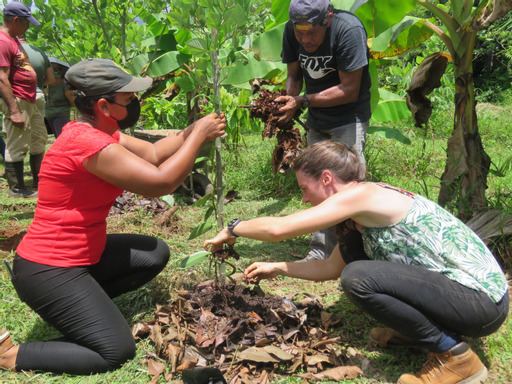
[133,280,364,383]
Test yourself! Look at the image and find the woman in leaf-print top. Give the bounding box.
[205,140,509,384]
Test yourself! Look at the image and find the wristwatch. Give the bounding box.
[301,94,309,109]
[227,218,242,238]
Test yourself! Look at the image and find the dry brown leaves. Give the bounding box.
[108,191,179,227]
[133,283,364,383]
[244,88,304,174]
[406,52,451,127]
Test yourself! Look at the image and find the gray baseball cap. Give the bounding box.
[65,58,152,96]
[289,0,330,28]
[3,1,40,26]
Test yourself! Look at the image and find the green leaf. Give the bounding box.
[368,126,411,144]
[181,250,210,268]
[194,193,213,207]
[204,205,215,221]
[369,60,380,113]
[206,10,222,30]
[195,156,208,164]
[372,99,411,122]
[370,17,434,58]
[252,23,286,61]
[176,75,196,93]
[222,55,286,85]
[268,0,291,29]
[148,51,191,77]
[371,88,411,122]
[227,3,248,27]
[186,38,209,55]
[336,0,367,13]
[188,222,214,240]
[160,194,175,207]
[356,0,417,38]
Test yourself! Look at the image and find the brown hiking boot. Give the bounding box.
[397,342,488,384]
[0,329,13,356]
[368,327,417,348]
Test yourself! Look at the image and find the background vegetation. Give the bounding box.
[0,0,511,383]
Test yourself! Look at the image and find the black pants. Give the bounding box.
[11,234,170,374]
[338,230,509,351]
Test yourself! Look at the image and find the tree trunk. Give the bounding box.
[438,33,491,220]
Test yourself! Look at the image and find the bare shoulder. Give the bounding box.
[350,183,414,226]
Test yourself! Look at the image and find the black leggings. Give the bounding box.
[340,260,509,351]
[338,230,509,351]
[11,234,170,374]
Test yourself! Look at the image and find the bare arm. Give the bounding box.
[244,245,346,282]
[118,113,224,166]
[203,185,369,253]
[308,68,362,107]
[83,113,226,197]
[285,61,303,96]
[277,66,363,123]
[204,183,413,253]
[0,66,24,127]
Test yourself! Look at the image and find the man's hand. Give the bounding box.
[9,111,25,128]
[275,95,301,124]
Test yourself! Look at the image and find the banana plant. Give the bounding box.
[411,0,512,219]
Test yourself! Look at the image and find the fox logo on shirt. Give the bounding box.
[298,54,336,79]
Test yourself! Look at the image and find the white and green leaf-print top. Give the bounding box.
[361,184,508,303]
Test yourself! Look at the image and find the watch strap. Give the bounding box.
[301,94,309,109]
[227,218,242,238]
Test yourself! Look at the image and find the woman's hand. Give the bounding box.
[244,262,283,282]
[203,227,236,254]
[194,112,226,142]
[275,95,300,123]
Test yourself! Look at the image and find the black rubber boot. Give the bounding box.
[5,161,38,199]
[29,152,44,190]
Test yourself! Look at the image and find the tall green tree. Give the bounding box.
[27,0,166,65]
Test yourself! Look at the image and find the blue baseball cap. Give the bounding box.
[3,2,40,26]
[289,0,330,29]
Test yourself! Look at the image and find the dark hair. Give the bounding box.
[73,93,116,120]
[292,140,365,182]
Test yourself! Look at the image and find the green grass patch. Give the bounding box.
[0,100,511,383]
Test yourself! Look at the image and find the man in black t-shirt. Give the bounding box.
[277,0,371,261]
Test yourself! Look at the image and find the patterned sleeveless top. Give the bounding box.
[361,183,508,303]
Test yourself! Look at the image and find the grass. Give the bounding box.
[0,99,511,383]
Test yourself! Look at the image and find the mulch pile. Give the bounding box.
[133,282,363,384]
[244,89,304,174]
[108,191,179,227]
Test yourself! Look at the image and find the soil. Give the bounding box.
[0,223,27,256]
[133,280,361,384]
[0,190,181,257]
